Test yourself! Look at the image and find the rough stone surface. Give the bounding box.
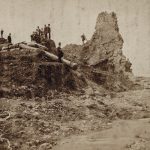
[63,12,134,91]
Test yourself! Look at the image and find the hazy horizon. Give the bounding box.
[0,0,150,77]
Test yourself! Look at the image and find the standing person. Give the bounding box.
[81,33,86,44]
[31,34,33,41]
[7,33,12,44]
[36,26,41,37]
[47,24,51,39]
[44,25,48,39]
[1,29,4,38]
[57,42,64,63]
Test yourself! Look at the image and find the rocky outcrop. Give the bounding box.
[63,12,134,91]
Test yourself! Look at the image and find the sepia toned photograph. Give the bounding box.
[0,0,150,149]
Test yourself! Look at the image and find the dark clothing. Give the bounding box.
[44,33,48,39]
[47,27,51,39]
[47,26,50,32]
[7,35,12,43]
[44,26,48,39]
[81,34,86,44]
[81,35,85,41]
[35,33,41,43]
[31,34,33,41]
[1,30,4,38]
[57,47,64,63]
[44,26,47,33]
[37,28,41,36]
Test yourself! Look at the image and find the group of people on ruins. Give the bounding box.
[31,24,51,43]
[1,25,88,63]
[31,24,64,62]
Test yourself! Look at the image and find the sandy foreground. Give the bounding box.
[53,77,150,150]
[53,118,150,150]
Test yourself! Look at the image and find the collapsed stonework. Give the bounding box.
[63,12,133,91]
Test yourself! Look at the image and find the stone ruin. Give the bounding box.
[0,12,134,99]
[64,12,133,91]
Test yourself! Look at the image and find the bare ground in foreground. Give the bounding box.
[0,77,150,150]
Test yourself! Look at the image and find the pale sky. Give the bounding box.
[0,0,150,77]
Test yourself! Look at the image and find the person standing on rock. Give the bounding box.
[30,34,33,41]
[81,33,87,44]
[36,26,41,37]
[44,25,48,39]
[57,42,64,63]
[47,24,51,39]
[7,33,12,44]
[1,29,4,38]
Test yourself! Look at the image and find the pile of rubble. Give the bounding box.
[0,42,85,98]
[0,12,136,94]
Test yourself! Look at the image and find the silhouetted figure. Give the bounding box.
[81,33,87,44]
[31,32,34,41]
[30,35,33,41]
[7,33,12,44]
[1,29,4,38]
[36,26,41,36]
[47,24,51,39]
[57,42,64,63]
[44,25,48,39]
